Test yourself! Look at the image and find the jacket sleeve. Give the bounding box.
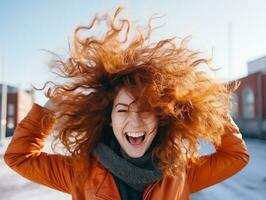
[187,116,250,193]
[4,103,74,194]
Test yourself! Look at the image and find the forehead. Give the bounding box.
[113,88,135,105]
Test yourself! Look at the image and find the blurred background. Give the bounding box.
[1,0,266,199]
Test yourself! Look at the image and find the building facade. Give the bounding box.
[233,56,266,139]
[0,84,34,138]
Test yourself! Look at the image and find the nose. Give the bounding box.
[128,111,144,126]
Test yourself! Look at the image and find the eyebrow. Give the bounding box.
[115,103,129,108]
[115,99,136,108]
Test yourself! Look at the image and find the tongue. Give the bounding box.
[128,136,143,145]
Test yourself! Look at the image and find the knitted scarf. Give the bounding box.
[93,134,162,192]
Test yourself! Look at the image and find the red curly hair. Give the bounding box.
[41,8,238,176]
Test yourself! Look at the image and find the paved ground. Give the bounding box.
[0,138,265,200]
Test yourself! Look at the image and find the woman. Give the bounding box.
[4,8,249,200]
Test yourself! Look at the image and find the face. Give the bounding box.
[111,88,158,158]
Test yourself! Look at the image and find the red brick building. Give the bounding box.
[233,56,266,139]
[0,84,34,138]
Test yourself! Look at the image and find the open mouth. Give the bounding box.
[125,132,146,145]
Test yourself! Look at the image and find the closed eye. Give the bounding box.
[117,110,127,112]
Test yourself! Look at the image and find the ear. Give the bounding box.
[109,121,112,127]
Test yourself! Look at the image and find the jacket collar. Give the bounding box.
[95,170,122,200]
[84,159,188,200]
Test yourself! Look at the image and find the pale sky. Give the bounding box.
[1,0,266,104]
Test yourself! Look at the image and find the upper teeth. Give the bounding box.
[125,132,145,138]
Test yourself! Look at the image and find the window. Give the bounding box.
[7,117,15,129]
[8,104,15,116]
[242,87,255,119]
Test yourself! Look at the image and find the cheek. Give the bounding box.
[111,113,124,136]
[146,117,158,130]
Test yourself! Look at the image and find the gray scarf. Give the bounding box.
[93,137,162,192]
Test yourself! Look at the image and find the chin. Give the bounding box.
[125,148,146,158]
[129,153,144,158]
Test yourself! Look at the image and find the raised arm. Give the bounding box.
[187,116,250,193]
[4,103,74,193]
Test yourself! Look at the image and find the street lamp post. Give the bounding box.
[0,50,7,144]
[0,83,7,142]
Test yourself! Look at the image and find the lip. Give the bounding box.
[124,132,146,147]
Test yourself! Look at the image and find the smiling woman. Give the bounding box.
[4,7,249,200]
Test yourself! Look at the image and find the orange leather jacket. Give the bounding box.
[4,104,249,200]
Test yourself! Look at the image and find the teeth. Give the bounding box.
[125,132,145,138]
